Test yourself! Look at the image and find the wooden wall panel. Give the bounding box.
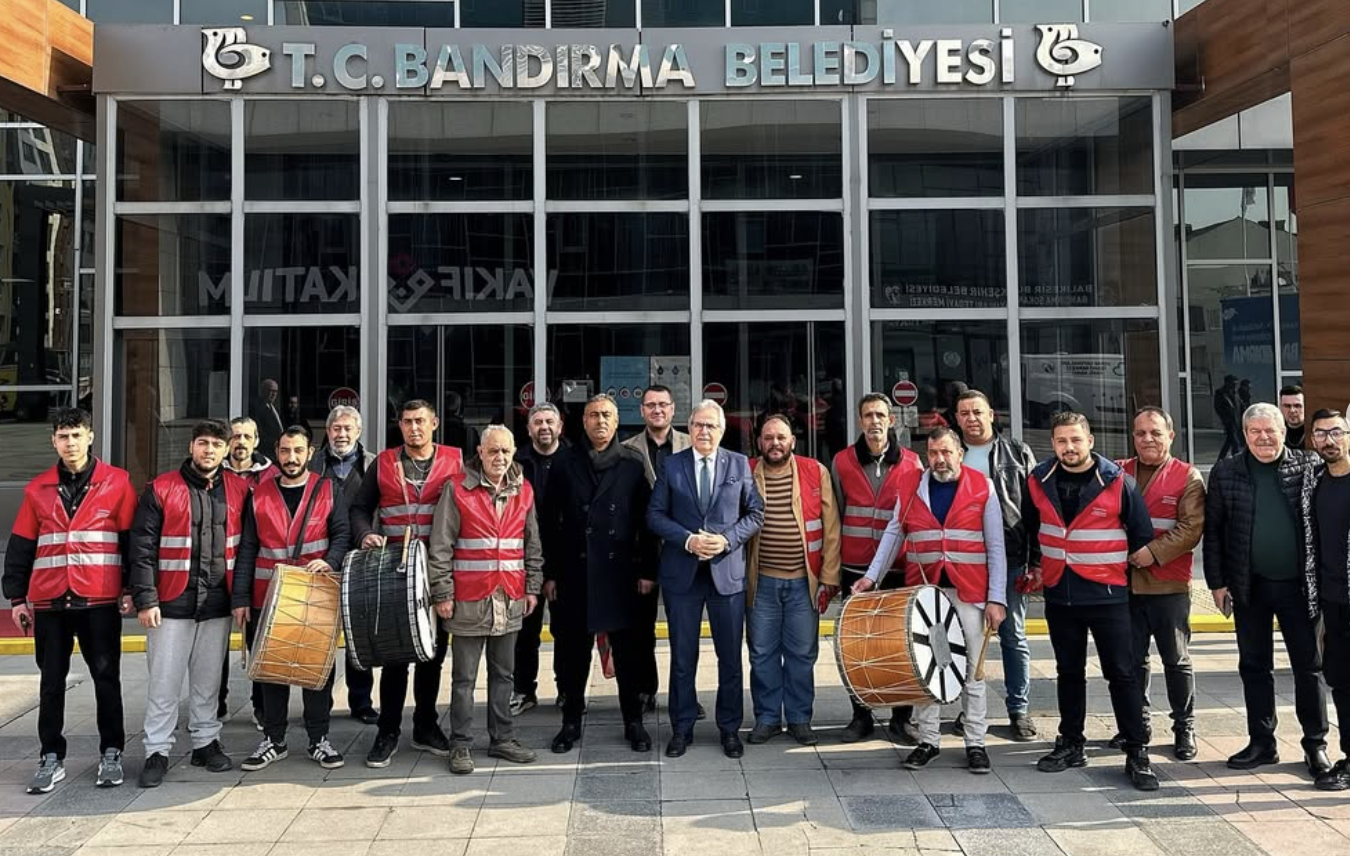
[0,0,93,138]
[1288,0,1350,60]
[1290,38,1350,210]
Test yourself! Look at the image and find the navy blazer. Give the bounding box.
[646,447,764,596]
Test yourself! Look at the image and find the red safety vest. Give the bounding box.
[897,469,991,605]
[249,473,336,608]
[1118,456,1195,583]
[224,460,277,489]
[376,445,463,544]
[833,445,922,568]
[151,470,248,604]
[450,475,532,602]
[1027,472,1129,588]
[749,455,825,576]
[15,460,137,606]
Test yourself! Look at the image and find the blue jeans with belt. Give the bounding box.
[747,575,819,727]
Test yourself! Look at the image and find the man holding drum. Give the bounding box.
[349,399,463,767]
[854,427,1006,774]
[232,425,351,771]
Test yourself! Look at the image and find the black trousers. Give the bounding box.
[1129,592,1195,732]
[1322,599,1350,757]
[555,625,646,725]
[220,614,264,715]
[636,585,660,697]
[513,596,549,697]
[1233,575,1327,752]
[840,567,912,727]
[377,626,449,737]
[345,650,374,712]
[34,606,125,758]
[261,669,335,745]
[1045,601,1148,750]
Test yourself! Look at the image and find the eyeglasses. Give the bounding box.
[642,402,672,410]
[1313,428,1348,441]
[691,421,720,432]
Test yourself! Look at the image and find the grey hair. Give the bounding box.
[1242,402,1284,430]
[689,399,726,429]
[528,402,562,420]
[326,405,362,432]
[480,424,515,445]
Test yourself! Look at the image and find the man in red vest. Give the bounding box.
[855,427,1007,774]
[1022,412,1158,790]
[231,425,351,771]
[4,408,136,794]
[129,419,246,788]
[349,398,463,767]
[830,392,923,743]
[746,414,841,747]
[1111,407,1205,761]
[428,425,543,774]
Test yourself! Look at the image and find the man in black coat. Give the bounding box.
[1206,401,1328,777]
[541,394,655,754]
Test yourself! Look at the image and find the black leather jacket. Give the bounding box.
[965,431,1037,568]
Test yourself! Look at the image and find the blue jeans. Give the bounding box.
[998,565,1031,716]
[747,575,819,727]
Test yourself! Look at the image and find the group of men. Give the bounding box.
[7,384,1350,797]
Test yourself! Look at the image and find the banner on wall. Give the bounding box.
[601,356,649,426]
[1220,294,1301,378]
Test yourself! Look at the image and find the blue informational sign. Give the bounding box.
[1220,294,1301,401]
[600,356,650,426]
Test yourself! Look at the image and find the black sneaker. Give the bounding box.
[903,743,941,770]
[840,714,874,744]
[240,738,288,772]
[411,727,451,757]
[1109,728,1151,750]
[308,737,345,770]
[190,740,233,772]
[887,716,918,747]
[1126,749,1160,791]
[138,753,169,789]
[366,732,398,768]
[966,746,992,775]
[1037,737,1087,773]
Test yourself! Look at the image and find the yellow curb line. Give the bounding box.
[0,614,1240,656]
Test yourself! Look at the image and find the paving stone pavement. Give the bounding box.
[0,633,1344,856]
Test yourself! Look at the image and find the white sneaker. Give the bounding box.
[509,692,538,716]
[96,748,124,787]
[27,754,65,794]
[240,738,288,771]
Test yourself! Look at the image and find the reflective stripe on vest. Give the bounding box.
[1028,473,1128,589]
[450,475,533,602]
[1118,456,1196,583]
[250,474,336,607]
[897,470,992,605]
[23,462,137,603]
[749,455,827,576]
[375,446,463,545]
[833,446,919,568]
[152,471,248,604]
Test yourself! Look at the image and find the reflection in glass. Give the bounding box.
[389,102,531,201]
[0,181,75,386]
[642,0,723,26]
[1000,0,1081,22]
[548,214,689,312]
[547,324,690,445]
[0,392,73,481]
[1,127,78,175]
[870,320,1010,454]
[388,326,534,452]
[1182,175,1271,261]
[703,212,844,310]
[547,102,687,200]
[1016,97,1153,196]
[1021,319,1160,461]
[245,101,360,200]
[853,0,993,23]
[116,329,232,489]
[180,0,268,23]
[85,0,173,23]
[459,0,544,26]
[116,101,230,202]
[115,214,231,316]
[244,327,361,442]
[731,0,813,25]
[703,322,847,462]
[871,211,1005,309]
[1274,174,1297,267]
[1018,208,1156,308]
[244,214,359,314]
[702,101,842,199]
[274,1,457,25]
[1090,0,1171,20]
[554,0,636,25]
[868,99,1003,197]
[387,214,534,314]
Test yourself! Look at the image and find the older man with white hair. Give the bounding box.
[1205,401,1328,777]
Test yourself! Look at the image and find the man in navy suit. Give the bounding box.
[648,400,765,759]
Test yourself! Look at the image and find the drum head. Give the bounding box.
[907,586,969,705]
[405,540,436,660]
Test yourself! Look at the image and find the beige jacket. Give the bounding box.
[622,428,692,487]
[746,456,842,608]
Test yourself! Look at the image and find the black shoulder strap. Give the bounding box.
[290,476,326,564]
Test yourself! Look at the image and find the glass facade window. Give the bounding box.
[547,213,690,312]
[1016,97,1153,197]
[703,322,847,462]
[546,102,687,200]
[244,214,360,314]
[459,0,544,26]
[389,101,532,201]
[546,324,690,447]
[1275,174,1297,268]
[388,325,534,452]
[114,214,231,316]
[642,0,723,26]
[273,1,458,26]
[387,214,535,314]
[1091,0,1171,21]
[1182,174,1271,261]
[868,99,1003,197]
[870,320,1011,453]
[703,211,845,310]
[0,181,76,386]
[0,392,73,481]
[116,329,232,489]
[1000,0,1082,22]
[180,0,269,24]
[870,211,1006,309]
[1018,207,1157,308]
[1,127,78,176]
[244,327,361,443]
[702,101,842,199]
[245,101,360,201]
[85,0,173,23]
[554,0,636,26]
[116,100,231,202]
[1021,319,1160,461]
[731,0,813,25]
[852,0,994,23]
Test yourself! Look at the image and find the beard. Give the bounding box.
[931,468,958,483]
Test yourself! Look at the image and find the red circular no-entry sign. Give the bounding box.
[891,380,919,407]
[328,387,360,410]
[703,382,728,404]
[520,381,536,409]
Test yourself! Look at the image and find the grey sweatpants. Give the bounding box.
[143,616,232,757]
[450,632,517,747]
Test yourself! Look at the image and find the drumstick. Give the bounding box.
[973,624,995,682]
